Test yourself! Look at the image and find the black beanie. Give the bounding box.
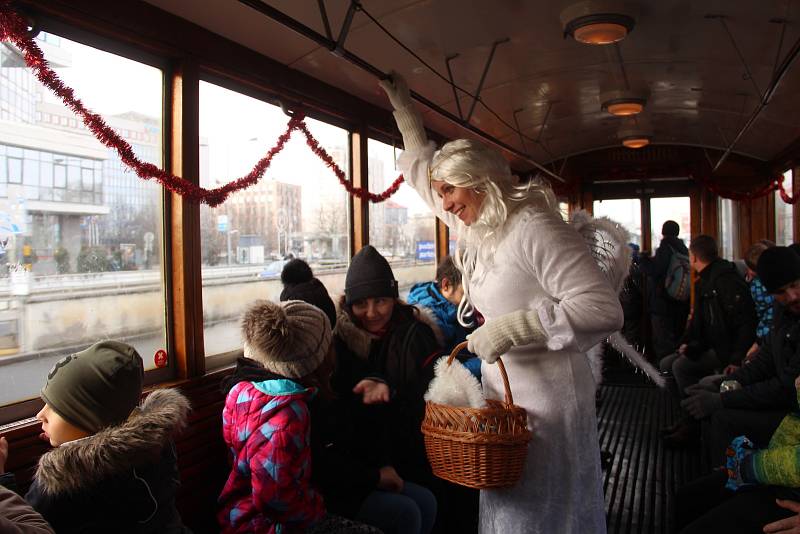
[662,220,680,237]
[41,341,144,434]
[345,245,398,305]
[756,246,800,293]
[280,259,337,329]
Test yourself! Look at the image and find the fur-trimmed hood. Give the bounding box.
[34,388,190,496]
[333,294,444,360]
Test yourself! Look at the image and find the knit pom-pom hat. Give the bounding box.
[241,299,331,379]
[279,259,337,329]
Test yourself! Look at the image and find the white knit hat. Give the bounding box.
[241,299,331,379]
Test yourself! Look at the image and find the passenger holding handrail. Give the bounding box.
[380,74,623,534]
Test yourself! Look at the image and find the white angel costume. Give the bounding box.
[399,143,621,533]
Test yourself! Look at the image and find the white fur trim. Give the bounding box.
[425,356,486,408]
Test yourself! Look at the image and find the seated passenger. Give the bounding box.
[280,258,337,329]
[277,260,438,534]
[661,235,757,447]
[743,240,776,363]
[660,235,757,395]
[676,374,800,533]
[682,246,800,464]
[0,467,54,534]
[218,299,382,534]
[334,245,440,485]
[406,255,481,377]
[0,341,191,534]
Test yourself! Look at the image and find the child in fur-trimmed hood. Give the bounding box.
[0,341,191,534]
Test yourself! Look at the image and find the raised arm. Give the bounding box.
[379,74,460,229]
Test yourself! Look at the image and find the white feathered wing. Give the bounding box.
[570,210,665,387]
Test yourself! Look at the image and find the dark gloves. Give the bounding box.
[684,375,723,396]
[681,391,723,419]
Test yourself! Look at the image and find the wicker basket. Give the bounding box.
[421,341,532,489]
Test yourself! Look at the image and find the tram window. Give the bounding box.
[0,32,166,408]
[558,201,570,222]
[592,198,642,247]
[199,81,351,359]
[775,170,793,246]
[650,197,690,250]
[367,139,435,297]
[718,198,738,260]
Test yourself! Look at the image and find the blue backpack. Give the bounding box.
[664,246,691,301]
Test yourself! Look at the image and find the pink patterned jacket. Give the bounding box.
[218,379,324,533]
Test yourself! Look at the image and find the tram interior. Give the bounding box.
[1,1,800,533]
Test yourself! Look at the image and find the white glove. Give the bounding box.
[466,310,548,363]
[378,71,413,110]
[378,72,428,151]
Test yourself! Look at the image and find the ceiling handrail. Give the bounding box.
[236,0,565,182]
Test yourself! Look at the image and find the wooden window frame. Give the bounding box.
[2,0,443,426]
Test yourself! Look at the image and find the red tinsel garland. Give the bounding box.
[694,172,798,204]
[0,2,403,206]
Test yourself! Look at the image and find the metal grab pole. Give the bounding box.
[236,0,565,182]
[226,230,231,266]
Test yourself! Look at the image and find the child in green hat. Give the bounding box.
[0,341,192,533]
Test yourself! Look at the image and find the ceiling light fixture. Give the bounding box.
[603,97,646,116]
[618,119,652,149]
[621,135,651,149]
[560,3,636,45]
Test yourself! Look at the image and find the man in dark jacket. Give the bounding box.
[642,220,691,358]
[661,235,757,396]
[681,246,800,464]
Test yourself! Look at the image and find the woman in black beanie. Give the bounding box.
[333,246,440,528]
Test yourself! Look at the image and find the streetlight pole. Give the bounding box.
[227,229,239,266]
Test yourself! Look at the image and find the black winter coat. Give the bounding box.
[682,258,757,366]
[333,301,441,486]
[723,306,800,410]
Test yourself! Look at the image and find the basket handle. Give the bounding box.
[447,341,514,406]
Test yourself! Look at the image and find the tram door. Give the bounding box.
[593,196,691,356]
[593,196,691,255]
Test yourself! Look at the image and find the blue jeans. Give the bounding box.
[355,482,437,534]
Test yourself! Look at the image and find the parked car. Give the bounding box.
[258,259,290,279]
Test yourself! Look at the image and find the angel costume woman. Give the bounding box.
[380,75,622,534]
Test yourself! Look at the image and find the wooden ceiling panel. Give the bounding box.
[143,0,800,169]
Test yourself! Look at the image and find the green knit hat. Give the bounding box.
[41,341,144,434]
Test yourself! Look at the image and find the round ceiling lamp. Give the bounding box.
[618,120,652,149]
[560,3,636,45]
[603,97,646,116]
[621,135,651,149]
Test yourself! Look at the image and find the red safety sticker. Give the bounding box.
[154,349,168,368]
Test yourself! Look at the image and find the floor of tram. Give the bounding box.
[599,357,708,534]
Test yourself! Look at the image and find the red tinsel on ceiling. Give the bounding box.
[0,2,403,207]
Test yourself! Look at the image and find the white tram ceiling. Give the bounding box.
[143,0,800,172]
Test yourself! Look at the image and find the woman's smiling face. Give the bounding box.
[431,180,485,226]
[351,297,395,334]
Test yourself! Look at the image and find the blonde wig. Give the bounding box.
[429,139,558,325]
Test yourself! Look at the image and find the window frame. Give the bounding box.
[0,0,440,424]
